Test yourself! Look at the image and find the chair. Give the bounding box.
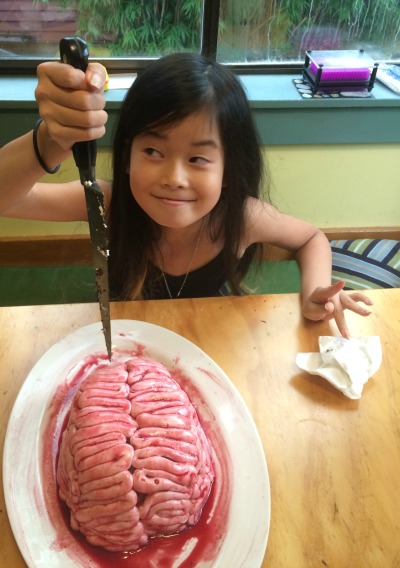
[330,238,400,290]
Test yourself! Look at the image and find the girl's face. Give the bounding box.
[128,110,225,230]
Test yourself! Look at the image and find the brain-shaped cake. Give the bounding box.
[57,357,214,552]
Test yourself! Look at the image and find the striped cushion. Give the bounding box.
[330,239,400,290]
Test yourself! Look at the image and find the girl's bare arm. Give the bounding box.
[244,198,372,337]
[0,61,108,220]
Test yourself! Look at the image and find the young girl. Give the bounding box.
[0,52,373,337]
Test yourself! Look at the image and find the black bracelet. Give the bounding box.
[33,118,61,174]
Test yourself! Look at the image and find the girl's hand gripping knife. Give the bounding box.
[59,37,112,360]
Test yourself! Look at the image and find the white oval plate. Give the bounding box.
[3,320,270,567]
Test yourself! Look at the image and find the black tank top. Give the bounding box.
[143,251,227,299]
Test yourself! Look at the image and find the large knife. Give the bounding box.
[59,36,112,360]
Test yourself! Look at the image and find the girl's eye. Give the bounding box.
[144,147,162,157]
[189,156,208,164]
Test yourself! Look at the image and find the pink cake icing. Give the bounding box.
[57,357,215,552]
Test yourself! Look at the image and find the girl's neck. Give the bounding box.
[157,218,205,251]
[154,216,223,276]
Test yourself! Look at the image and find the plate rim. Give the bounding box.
[3,319,270,567]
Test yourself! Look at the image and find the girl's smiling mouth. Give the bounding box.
[155,195,196,205]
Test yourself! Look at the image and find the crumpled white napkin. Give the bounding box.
[296,336,382,399]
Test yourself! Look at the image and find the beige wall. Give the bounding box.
[0,148,112,237]
[1,144,399,237]
[265,144,400,229]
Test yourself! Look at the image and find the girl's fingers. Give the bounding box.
[36,62,107,111]
[35,61,108,149]
[309,280,346,305]
[304,284,373,339]
[340,292,373,316]
[348,292,374,306]
[334,311,350,339]
[86,63,108,91]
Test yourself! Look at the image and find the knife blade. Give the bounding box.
[59,36,112,360]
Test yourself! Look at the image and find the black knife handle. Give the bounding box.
[60,36,89,71]
[59,37,96,181]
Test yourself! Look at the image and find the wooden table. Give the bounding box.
[1,289,399,567]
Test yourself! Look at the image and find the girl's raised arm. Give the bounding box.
[0,61,108,221]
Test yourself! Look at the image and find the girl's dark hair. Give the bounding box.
[108,52,264,300]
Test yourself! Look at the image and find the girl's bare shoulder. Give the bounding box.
[243,197,280,241]
[243,196,319,251]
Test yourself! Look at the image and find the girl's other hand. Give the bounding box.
[302,280,373,339]
[35,61,108,151]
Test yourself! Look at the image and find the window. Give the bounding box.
[217,1,400,64]
[0,0,203,62]
[0,0,399,72]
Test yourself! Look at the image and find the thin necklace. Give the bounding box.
[154,219,204,299]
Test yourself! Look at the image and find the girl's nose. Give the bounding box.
[162,160,189,189]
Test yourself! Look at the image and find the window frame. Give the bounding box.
[0,0,367,77]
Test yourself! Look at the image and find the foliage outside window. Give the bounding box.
[41,0,203,56]
[218,0,400,62]
[0,0,399,65]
